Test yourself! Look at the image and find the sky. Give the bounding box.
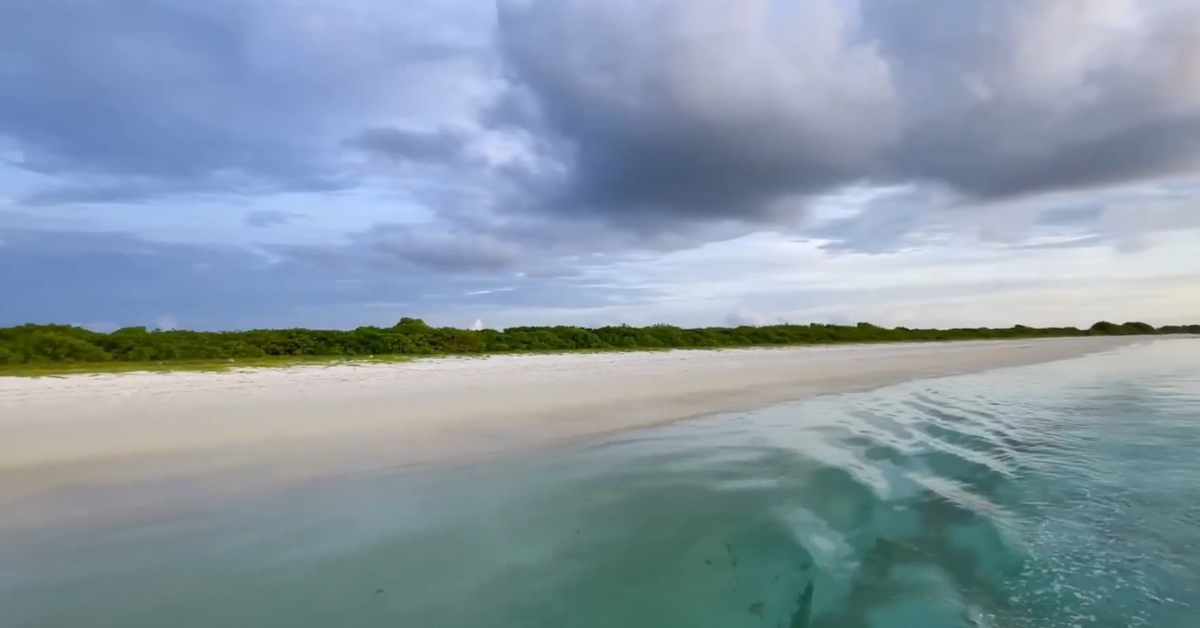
[1,0,1199,331]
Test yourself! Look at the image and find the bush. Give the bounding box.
[0,318,1179,367]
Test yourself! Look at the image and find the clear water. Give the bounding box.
[3,340,1199,627]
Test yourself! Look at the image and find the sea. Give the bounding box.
[2,339,1198,627]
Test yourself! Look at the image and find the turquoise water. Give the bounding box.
[3,340,1199,627]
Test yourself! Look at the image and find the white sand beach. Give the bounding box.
[0,336,1160,530]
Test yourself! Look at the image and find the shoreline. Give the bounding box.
[0,336,1186,532]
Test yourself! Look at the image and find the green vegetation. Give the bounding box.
[1,318,1193,376]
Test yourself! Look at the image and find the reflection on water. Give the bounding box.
[3,340,1199,627]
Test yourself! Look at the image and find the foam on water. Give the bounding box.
[2,340,1199,627]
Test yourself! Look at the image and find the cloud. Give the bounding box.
[8,0,1198,249]
[245,210,300,228]
[348,127,470,164]
[489,0,1200,238]
[0,0,490,204]
[4,223,1199,332]
[504,228,1200,329]
[3,0,1200,331]
[1098,195,1200,252]
[808,185,947,253]
[870,0,1200,194]
[0,228,612,329]
[492,0,898,229]
[371,224,521,273]
[277,223,525,274]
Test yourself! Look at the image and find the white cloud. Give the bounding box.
[477,223,1200,328]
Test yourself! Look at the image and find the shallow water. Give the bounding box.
[3,340,1199,627]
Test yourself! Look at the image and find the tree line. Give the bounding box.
[0,318,1193,366]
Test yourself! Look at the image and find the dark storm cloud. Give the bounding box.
[4,0,1198,262]
[493,0,898,227]
[862,0,1200,199]
[493,0,1200,230]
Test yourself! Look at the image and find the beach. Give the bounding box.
[4,336,1200,628]
[0,337,1146,516]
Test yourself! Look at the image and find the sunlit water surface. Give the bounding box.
[3,340,1199,627]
